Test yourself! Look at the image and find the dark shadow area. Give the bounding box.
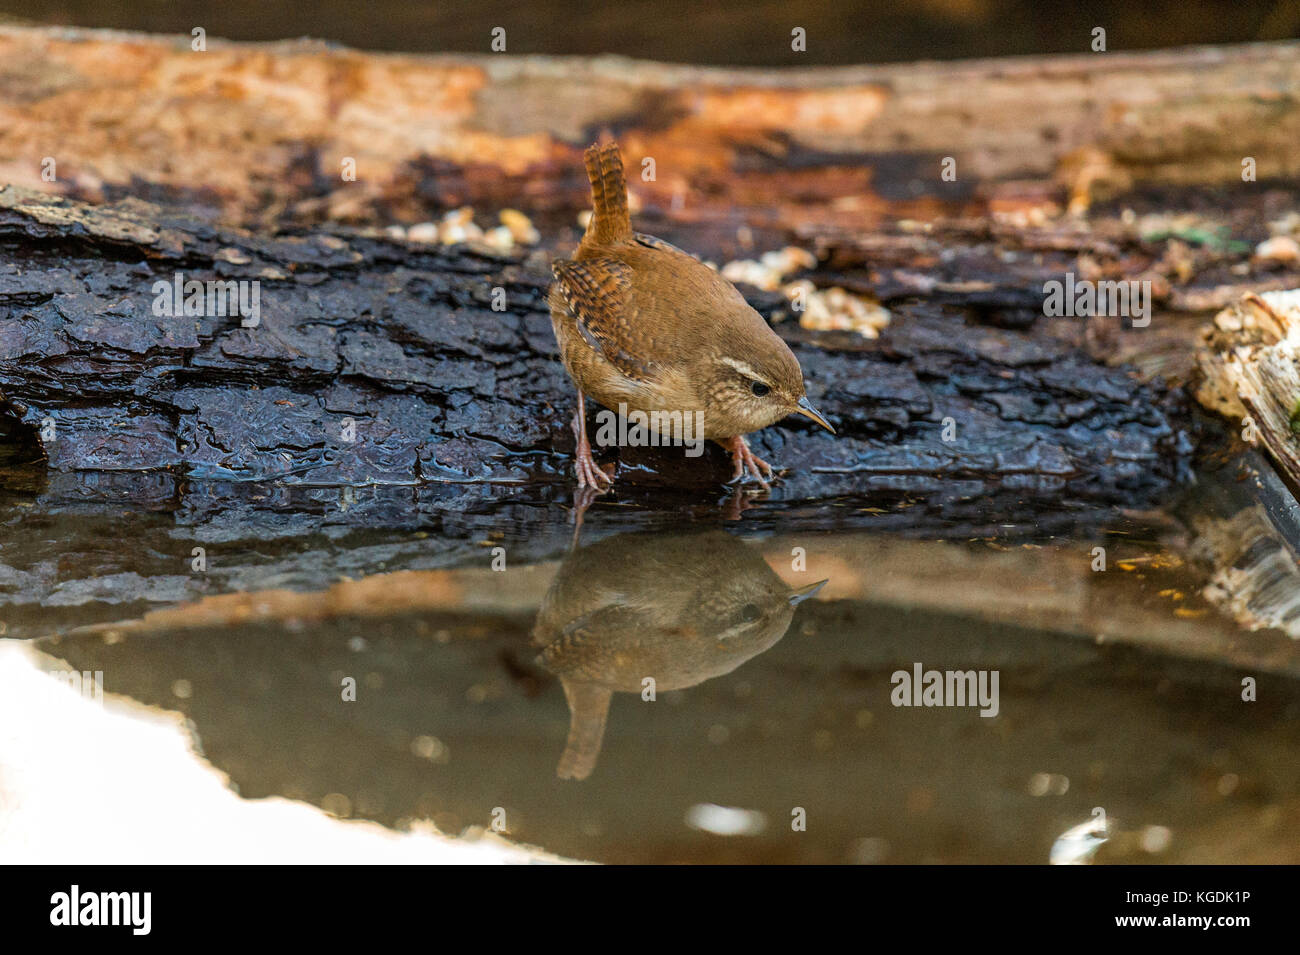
[2,0,1294,65]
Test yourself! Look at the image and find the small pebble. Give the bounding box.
[407,222,438,243]
[499,209,540,245]
[1255,235,1300,263]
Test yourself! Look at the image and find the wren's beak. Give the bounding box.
[788,579,828,607]
[793,395,836,434]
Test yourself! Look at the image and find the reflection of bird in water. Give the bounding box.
[531,530,826,780]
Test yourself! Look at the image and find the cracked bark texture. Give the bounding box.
[0,186,1189,514]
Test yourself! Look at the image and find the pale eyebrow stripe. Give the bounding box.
[718,356,766,382]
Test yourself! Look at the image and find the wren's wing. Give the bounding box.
[534,603,653,678]
[551,257,656,382]
[633,232,688,256]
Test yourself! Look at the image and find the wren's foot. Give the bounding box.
[719,435,775,489]
[573,441,614,489]
[720,486,763,522]
[571,397,614,490]
[570,484,603,548]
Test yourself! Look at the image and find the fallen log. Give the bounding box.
[5,28,1298,346]
[3,27,1298,230]
[0,186,1190,523]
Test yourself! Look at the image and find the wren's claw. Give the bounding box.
[721,435,775,489]
[571,392,614,490]
[570,484,604,548]
[720,486,763,521]
[574,446,614,489]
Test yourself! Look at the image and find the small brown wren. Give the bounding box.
[548,142,835,489]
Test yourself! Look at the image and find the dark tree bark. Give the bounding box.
[0,186,1188,518]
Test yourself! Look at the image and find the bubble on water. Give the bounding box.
[1140,825,1172,854]
[1050,815,1109,865]
[684,803,766,837]
[410,735,449,763]
[1028,772,1070,796]
[850,837,890,864]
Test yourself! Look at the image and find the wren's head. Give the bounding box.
[701,327,836,439]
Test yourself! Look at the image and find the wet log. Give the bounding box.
[0,186,1190,524]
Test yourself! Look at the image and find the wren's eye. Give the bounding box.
[749,380,771,398]
[739,602,761,623]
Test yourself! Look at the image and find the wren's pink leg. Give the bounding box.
[720,486,762,521]
[719,435,774,489]
[571,391,613,489]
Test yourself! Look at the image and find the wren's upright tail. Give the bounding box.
[580,142,632,251]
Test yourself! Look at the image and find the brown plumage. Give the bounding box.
[549,142,834,489]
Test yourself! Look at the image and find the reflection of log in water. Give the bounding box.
[35,568,1300,863]
[51,511,1300,677]
[532,531,824,779]
[1193,506,1300,640]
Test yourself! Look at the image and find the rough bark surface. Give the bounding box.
[0,187,1190,517]
[1196,289,1300,495]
